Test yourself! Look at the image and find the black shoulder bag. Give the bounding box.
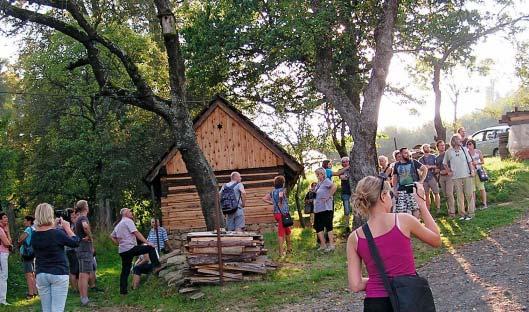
[362,223,436,312]
[273,190,293,227]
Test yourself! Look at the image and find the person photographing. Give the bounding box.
[347,176,441,311]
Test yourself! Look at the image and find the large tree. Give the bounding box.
[184,0,400,228]
[400,1,529,141]
[1,0,220,229]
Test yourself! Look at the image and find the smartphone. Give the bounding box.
[404,183,416,194]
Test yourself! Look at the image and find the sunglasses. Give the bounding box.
[378,173,394,200]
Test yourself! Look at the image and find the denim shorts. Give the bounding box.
[226,208,245,231]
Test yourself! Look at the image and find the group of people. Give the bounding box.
[377,127,488,221]
[0,201,98,309]
[346,127,492,311]
[0,199,169,311]
[301,158,352,251]
[0,126,492,311]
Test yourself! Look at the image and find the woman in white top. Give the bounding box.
[466,139,487,209]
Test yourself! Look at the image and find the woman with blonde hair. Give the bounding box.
[347,176,441,311]
[32,203,80,312]
[314,167,337,252]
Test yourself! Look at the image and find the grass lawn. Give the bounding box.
[3,158,529,311]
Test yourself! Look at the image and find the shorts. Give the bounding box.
[341,194,352,216]
[274,213,292,237]
[66,249,79,276]
[133,263,153,275]
[423,178,440,194]
[77,251,95,273]
[23,259,35,273]
[473,174,485,191]
[394,191,419,214]
[226,208,245,231]
[313,210,333,233]
[364,297,392,312]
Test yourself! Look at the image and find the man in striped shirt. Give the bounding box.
[147,219,169,253]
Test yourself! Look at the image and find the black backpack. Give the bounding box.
[220,182,241,214]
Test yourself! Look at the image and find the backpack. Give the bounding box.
[220,182,241,214]
[21,227,35,260]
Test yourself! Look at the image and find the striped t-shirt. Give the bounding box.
[147,227,168,250]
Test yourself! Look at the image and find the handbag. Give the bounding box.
[362,223,436,312]
[476,168,489,182]
[281,213,294,227]
[273,189,294,227]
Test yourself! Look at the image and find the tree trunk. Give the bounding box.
[294,179,305,228]
[95,198,112,231]
[453,91,459,133]
[332,121,348,158]
[313,0,398,230]
[433,63,446,142]
[7,203,17,248]
[154,0,219,230]
[168,109,220,230]
[1,0,221,230]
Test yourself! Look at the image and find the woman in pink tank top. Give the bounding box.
[347,175,441,311]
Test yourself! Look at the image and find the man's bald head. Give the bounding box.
[230,171,241,182]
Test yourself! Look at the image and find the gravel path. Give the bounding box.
[276,214,529,312]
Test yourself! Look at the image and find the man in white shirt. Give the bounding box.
[443,134,476,220]
[110,208,160,295]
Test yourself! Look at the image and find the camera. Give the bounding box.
[404,183,417,194]
[54,208,74,223]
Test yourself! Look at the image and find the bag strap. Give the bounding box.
[272,189,287,214]
[461,148,472,175]
[362,223,399,312]
[225,181,239,190]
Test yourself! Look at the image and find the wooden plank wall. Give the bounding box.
[165,104,284,175]
[161,167,281,230]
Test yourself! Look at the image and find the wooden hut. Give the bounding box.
[500,107,529,160]
[145,96,303,247]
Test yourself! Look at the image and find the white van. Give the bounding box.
[470,125,510,157]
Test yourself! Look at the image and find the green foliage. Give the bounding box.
[5,28,173,218]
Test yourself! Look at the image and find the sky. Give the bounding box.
[378,34,524,130]
[1,1,529,131]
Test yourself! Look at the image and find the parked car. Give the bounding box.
[470,125,510,157]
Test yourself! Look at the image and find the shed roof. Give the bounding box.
[145,95,303,183]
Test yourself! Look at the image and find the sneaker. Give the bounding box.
[459,216,466,220]
[465,216,473,221]
[0,302,11,306]
[81,297,90,306]
[317,246,327,252]
[482,205,488,209]
[325,245,336,252]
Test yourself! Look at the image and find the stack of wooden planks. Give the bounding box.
[185,231,276,284]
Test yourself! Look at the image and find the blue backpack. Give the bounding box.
[21,227,35,260]
[220,182,241,214]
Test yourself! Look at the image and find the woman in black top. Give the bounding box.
[32,203,79,312]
